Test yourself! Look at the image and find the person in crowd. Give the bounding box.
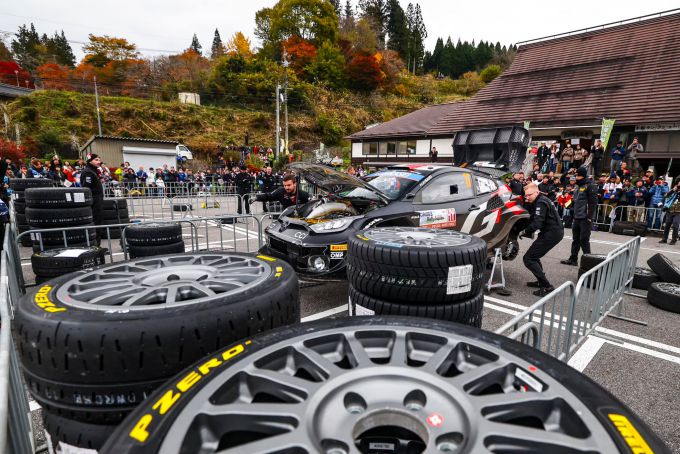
[616,161,631,181]
[628,179,648,223]
[602,173,622,207]
[27,158,44,178]
[561,141,574,173]
[48,165,66,184]
[509,171,524,196]
[234,165,254,216]
[561,166,598,266]
[80,154,104,243]
[643,169,655,188]
[536,142,550,172]
[610,141,626,173]
[590,139,605,177]
[617,177,633,220]
[123,168,137,189]
[519,183,564,296]
[548,143,559,173]
[647,177,669,230]
[254,173,310,210]
[136,166,148,186]
[429,146,438,163]
[573,144,587,169]
[660,180,680,244]
[557,184,574,226]
[626,137,644,176]
[5,158,18,175]
[538,175,552,196]
[115,164,124,182]
[18,164,29,179]
[347,166,357,176]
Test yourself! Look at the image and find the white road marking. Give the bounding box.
[567,336,606,372]
[29,400,41,412]
[301,305,346,322]
[607,339,680,365]
[563,235,680,255]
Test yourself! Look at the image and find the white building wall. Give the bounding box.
[430,138,455,156]
[351,142,363,159]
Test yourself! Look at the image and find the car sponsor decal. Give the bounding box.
[418,209,456,229]
[275,266,284,278]
[294,232,308,240]
[330,244,348,251]
[607,414,653,454]
[375,241,404,248]
[514,368,544,392]
[256,255,277,262]
[34,285,66,313]
[374,171,425,181]
[129,340,252,443]
[330,252,344,259]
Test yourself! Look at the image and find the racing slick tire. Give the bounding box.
[347,227,486,304]
[13,198,26,214]
[24,187,93,208]
[15,252,300,423]
[100,317,670,454]
[632,267,660,291]
[611,221,646,237]
[348,284,483,327]
[31,246,107,278]
[102,208,130,221]
[128,241,186,258]
[647,253,680,285]
[647,282,680,313]
[26,206,94,228]
[102,198,128,210]
[125,222,183,246]
[30,226,97,249]
[579,254,606,272]
[44,410,117,452]
[9,178,54,191]
[172,203,192,212]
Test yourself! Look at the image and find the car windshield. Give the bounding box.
[347,171,425,200]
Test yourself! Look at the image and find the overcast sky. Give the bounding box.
[1,1,679,61]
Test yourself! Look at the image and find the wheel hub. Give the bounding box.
[132,265,218,287]
[365,227,471,248]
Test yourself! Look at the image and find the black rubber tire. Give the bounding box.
[13,199,26,213]
[632,267,660,291]
[102,198,128,210]
[129,241,186,258]
[43,410,117,452]
[102,208,129,220]
[172,204,192,212]
[611,221,646,236]
[15,252,299,423]
[579,254,607,272]
[24,187,93,208]
[125,222,183,246]
[31,246,106,278]
[647,253,680,285]
[101,216,130,225]
[347,228,487,304]
[15,213,26,225]
[577,267,600,290]
[100,317,671,454]
[26,206,93,228]
[98,227,123,239]
[647,282,680,313]
[31,227,97,248]
[349,284,483,328]
[9,178,54,191]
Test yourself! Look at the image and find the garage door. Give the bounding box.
[122,146,177,172]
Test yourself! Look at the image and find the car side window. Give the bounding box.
[475,176,497,195]
[416,173,475,204]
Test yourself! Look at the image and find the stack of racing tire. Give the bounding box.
[24,187,96,252]
[31,246,107,284]
[99,198,130,239]
[9,178,55,246]
[347,227,487,327]
[15,252,300,452]
[125,222,186,258]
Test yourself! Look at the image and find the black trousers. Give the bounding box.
[523,229,564,288]
[237,193,250,215]
[92,198,104,245]
[662,213,680,241]
[569,219,592,262]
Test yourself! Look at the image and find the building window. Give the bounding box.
[362,142,378,155]
[407,140,417,155]
[647,132,680,153]
[397,141,407,155]
[385,142,396,156]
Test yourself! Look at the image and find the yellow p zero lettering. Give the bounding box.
[256,255,277,262]
[34,286,67,313]
[176,371,202,393]
[198,358,223,375]
[222,344,245,361]
[129,414,153,443]
[608,414,653,454]
[152,389,181,415]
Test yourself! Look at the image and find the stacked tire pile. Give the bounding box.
[125,222,185,258]
[32,246,106,284]
[99,198,130,239]
[611,220,647,237]
[9,178,55,246]
[24,187,95,252]
[578,252,679,313]
[347,227,487,327]
[15,252,300,452]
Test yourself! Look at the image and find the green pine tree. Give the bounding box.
[211,28,224,58]
[190,33,202,55]
[385,0,408,60]
[11,23,43,70]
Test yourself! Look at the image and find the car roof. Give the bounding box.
[381,164,468,176]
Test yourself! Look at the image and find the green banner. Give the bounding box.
[600,118,616,149]
[523,120,531,130]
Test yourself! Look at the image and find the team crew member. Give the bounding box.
[254,174,309,209]
[80,154,104,243]
[258,166,278,213]
[520,183,564,296]
[234,165,253,215]
[561,166,598,266]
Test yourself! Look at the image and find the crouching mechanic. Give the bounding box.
[519,183,565,296]
[252,174,310,210]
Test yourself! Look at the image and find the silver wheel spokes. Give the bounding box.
[365,227,472,247]
[56,254,270,310]
[158,326,618,454]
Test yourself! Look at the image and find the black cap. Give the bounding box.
[576,166,588,178]
[240,165,247,171]
[87,153,99,163]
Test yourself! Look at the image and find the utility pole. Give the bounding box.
[275,83,281,159]
[14,70,19,87]
[94,76,102,136]
[282,50,289,155]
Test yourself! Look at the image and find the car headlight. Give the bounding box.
[310,218,353,233]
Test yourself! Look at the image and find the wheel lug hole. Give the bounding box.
[344,392,367,415]
[436,433,464,452]
[321,439,349,454]
[403,389,427,412]
[167,274,180,281]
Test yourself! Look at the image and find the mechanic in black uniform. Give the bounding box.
[80,154,104,244]
[520,183,565,296]
[234,165,253,215]
[254,174,309,209]
[561,166,598,266]
[258,166,278,212]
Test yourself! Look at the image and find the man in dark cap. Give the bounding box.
[234,165,253,215]
[80,154,104,243]
[561,166,598,266]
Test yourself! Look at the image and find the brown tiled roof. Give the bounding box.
[430,12,680,134]
[347,102,465,140]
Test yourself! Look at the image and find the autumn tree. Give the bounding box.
[211,29,225,59]
[189,33,202,55]
[0,139,27,163]
[305,41,345,88]
[11,24,43,70]
[283,36,317,73]
[36,63,72,90]
[346,52,385,91]
[358,0,387,48]
[480,64,501,83]
[0,61,31,86]
[225,32,253,58]
[255,0,339,47]
[83,34,139,67]
[0,40,12,61]
[45,31,76,67]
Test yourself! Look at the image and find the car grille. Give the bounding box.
[487,195,504,211]
[269,236,288,254]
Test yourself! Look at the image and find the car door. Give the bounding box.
[410,171,480,231]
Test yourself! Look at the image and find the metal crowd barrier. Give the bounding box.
[495,237,644,362]
[610,205,665,233]
[592,203,614,230]
[102,182,276,198]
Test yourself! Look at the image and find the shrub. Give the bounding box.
[480,64,502,84]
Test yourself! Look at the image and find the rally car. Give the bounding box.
[260,163,530,278]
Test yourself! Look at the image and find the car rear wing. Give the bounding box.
[453,126,530,173]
